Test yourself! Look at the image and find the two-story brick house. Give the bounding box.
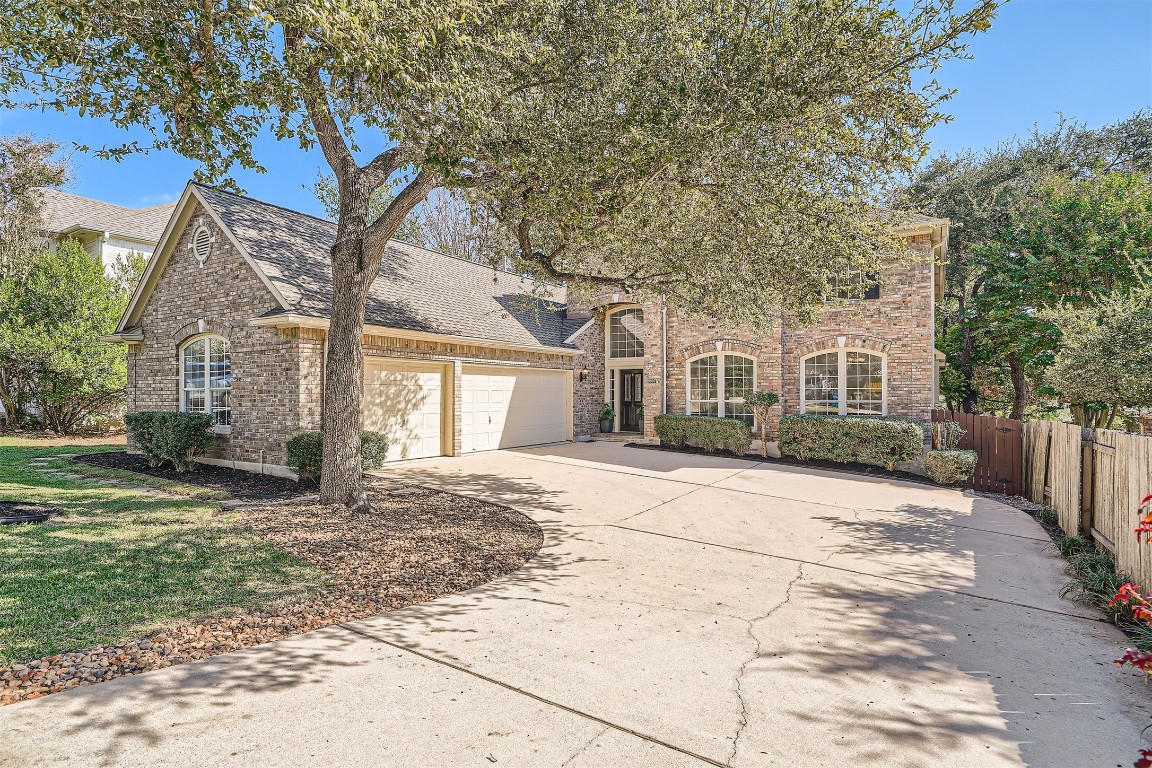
[103,182,947,476]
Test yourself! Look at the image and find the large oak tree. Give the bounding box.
[2,0,996,510]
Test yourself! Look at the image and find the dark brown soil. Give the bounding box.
[0,486,542,704]
[73,451,318,500]
[0,501,58,524]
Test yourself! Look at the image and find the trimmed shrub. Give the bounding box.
[653,414,753,455]
[360,431,389,471]
[125,411,215,472]
[924,449,978,486]
[778,414,925,471]
[286,430,390,481]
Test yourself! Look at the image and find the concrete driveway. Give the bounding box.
[3,442,1150,767]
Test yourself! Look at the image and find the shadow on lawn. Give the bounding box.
[0,471,595,768]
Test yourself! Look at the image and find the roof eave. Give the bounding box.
[249,312,583,357]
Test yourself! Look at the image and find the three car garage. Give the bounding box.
[362,357,573,461]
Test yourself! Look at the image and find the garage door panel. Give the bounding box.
[462,366,569,452]
[363,359,445,461]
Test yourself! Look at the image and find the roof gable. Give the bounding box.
[118,182,575,352]
[193,184,574,350]
[39,188,177,243]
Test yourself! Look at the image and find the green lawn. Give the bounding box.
[0,439,323,666]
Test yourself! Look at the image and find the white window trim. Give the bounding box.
[684,352,757,422]
[799,348,887,416]
[604,305,646,363]
[179,334,232,434]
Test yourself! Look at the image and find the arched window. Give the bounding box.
[181,335,232,427]
[688,353,754,425]
[801,350,884,415]
[608,307,644,358]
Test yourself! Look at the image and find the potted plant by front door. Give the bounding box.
[599,403,615,433]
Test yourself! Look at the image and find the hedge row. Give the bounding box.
[924,450,978,486]
[125,411,215,472]
[286,430,389,481]
[653,414,753,455]
[778,413,925,470]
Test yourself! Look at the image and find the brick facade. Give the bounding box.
[123,204,935,471]
[588,234,937,439]
[127,204,317,470]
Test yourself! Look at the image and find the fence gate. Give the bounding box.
[932,411,1025,495]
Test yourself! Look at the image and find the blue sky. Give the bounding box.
[1,0,1149,217]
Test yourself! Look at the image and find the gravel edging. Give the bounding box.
[0,486,542,705]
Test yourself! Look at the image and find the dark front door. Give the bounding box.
[620,370,643,432]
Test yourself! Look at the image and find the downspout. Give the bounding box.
[661,303,668,415]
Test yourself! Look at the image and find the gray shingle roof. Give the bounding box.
[193,184,575,350]
[39,188,176,243]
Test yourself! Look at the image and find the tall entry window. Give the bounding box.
[181,336,232,427]
[688,353,754,425]
[802,350,884,415]
[608,308,644,358]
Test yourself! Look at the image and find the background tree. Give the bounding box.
[0,135,68,283]
[2,0,997,510]
[0,240,128,433]
[1043,285,1152,429]
[421,190,515,268]
[905,112,1152,417]
[0,134,68,425]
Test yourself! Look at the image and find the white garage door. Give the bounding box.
[363,359,445,461]
[462,366,570,452]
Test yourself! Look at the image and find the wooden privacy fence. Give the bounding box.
[1024,422,1152,587]
[932,410,1024,495]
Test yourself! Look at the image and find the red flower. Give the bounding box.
[1115,648,1152,675]
[1111,584,1146,607]
[1135,747,1152,768]
[1136,495,1152,542]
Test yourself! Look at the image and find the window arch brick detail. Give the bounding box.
[171,318,236,349]
[681,338,763,361]
[793,334,891,359]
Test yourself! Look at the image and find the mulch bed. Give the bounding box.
[626,441,946,487]
[73,451,318,500]
[0,486,542,705]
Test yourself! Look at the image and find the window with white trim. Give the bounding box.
[608,308,644,358]
[802,350,884,415]
[181,336,232,427]
[688,353,754,425]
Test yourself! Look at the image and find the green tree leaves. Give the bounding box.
[0,240,128,433]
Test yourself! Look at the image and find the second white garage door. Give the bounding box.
[363,359,446,461]
[461,366,571,452]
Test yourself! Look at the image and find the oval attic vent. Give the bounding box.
[192,226,212,266]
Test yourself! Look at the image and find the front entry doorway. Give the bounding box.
[620,369,644,432]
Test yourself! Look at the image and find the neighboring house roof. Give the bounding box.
[114,182,576,353]
[38,188,177,243]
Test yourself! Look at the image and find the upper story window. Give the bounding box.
[828,270,880,302]
[688,353,754,425]
[608,308,644,358]
[802,350,884,415]
[181,335,232,427]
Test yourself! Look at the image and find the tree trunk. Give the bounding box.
[1007,352,1030,420]
[956,325,979,414]
[319,236,374,511]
